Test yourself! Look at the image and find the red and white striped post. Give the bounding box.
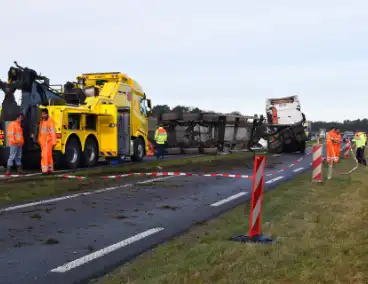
[344,140,351,159]
[312,144,323,182]
[231,155,273,243]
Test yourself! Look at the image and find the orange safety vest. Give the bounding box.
[335,133,341,144]
[7,121,24,146]
[38,117,56,145]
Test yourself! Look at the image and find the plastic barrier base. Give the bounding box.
[231,234,274,244]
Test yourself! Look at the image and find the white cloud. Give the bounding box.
[1,0,368,121]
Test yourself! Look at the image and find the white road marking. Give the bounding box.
[310,162,312,166]
[266,173,273,177]
[50,227,164,273]
[265,176,284,184]
[210,192,248,207]
[0,177,174,213]
[293,167,304,173]
[137,176,173,184]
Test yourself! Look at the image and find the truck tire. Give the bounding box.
[201,114,220,122]
[299,141,306,154]
[202,147,218,154]
[183,148,200,155]
[225,115,236,123]
[64,137,81,169]
[166,147,181,155]
[82,137,98,167]
[161,112,181,121]
[131,138,144,162]
[182,113,200,121]
[268,141,283,154]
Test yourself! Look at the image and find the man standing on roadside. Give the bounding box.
[38,108,57,174]
[326,127,336,165]
[5,113,24,175]
[154,124,167,160]
[352,130,367,166]
[334,128,342,163]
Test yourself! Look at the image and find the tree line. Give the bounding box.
[312,119,368,132]
[152,104,367,132]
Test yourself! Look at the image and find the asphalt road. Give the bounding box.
[0,150,316,284]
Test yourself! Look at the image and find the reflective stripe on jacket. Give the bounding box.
[155,127,167,145]
[38,117,57,145]
[7,121,24,146]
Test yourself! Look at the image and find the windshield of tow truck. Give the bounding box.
[140,99,149,117]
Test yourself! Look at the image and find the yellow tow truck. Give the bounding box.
[0,62,152,169]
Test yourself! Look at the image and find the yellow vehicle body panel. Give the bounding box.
[44,72,150,160]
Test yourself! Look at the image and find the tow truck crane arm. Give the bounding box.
[0,61,65,120]
[0,62,66,150]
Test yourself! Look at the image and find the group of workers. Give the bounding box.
[5,108,56,175]
[326,127,367,166]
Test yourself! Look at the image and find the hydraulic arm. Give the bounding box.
[0,62,66,158]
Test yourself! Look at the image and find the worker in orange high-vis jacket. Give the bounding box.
[326,127,337,165]
[334,128,342,163]
[38,108,56,174]
[5,113,24,175]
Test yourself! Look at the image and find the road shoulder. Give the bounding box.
[94,157,368,284]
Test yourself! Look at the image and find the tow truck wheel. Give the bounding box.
[82,137,98,167]
[64,137,81,169]
[131,138,144,162]
[299,141,306,154]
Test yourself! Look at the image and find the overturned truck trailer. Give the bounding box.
[148,112,255,154]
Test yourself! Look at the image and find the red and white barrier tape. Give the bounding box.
[54,172,252,179]
[1,149,315,180]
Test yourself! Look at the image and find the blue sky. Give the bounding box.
[0,0,367,121]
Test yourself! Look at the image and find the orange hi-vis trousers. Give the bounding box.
[326,142,337,164]
[334,143,341,162]
[38,118,56,173]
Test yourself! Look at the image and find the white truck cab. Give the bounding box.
[266,96,304,125]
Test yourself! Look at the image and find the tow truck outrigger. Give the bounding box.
[0,62,152,169]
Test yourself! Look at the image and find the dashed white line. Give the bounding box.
[265,176,284,184]
[266,173,273,177]
[210,192,248,207]
[0,176,174,213]
[50,227,164,273]
[293,167,304,173]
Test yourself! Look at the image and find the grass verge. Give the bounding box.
[94,157,368,284]
[0,151,271,206]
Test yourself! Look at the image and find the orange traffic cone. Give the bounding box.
[147,141,155,156]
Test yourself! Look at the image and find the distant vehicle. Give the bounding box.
[319,128,326,139]
[343,131,354,141]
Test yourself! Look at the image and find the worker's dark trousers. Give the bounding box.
[156,144,165,160]
[356,147,367,166]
